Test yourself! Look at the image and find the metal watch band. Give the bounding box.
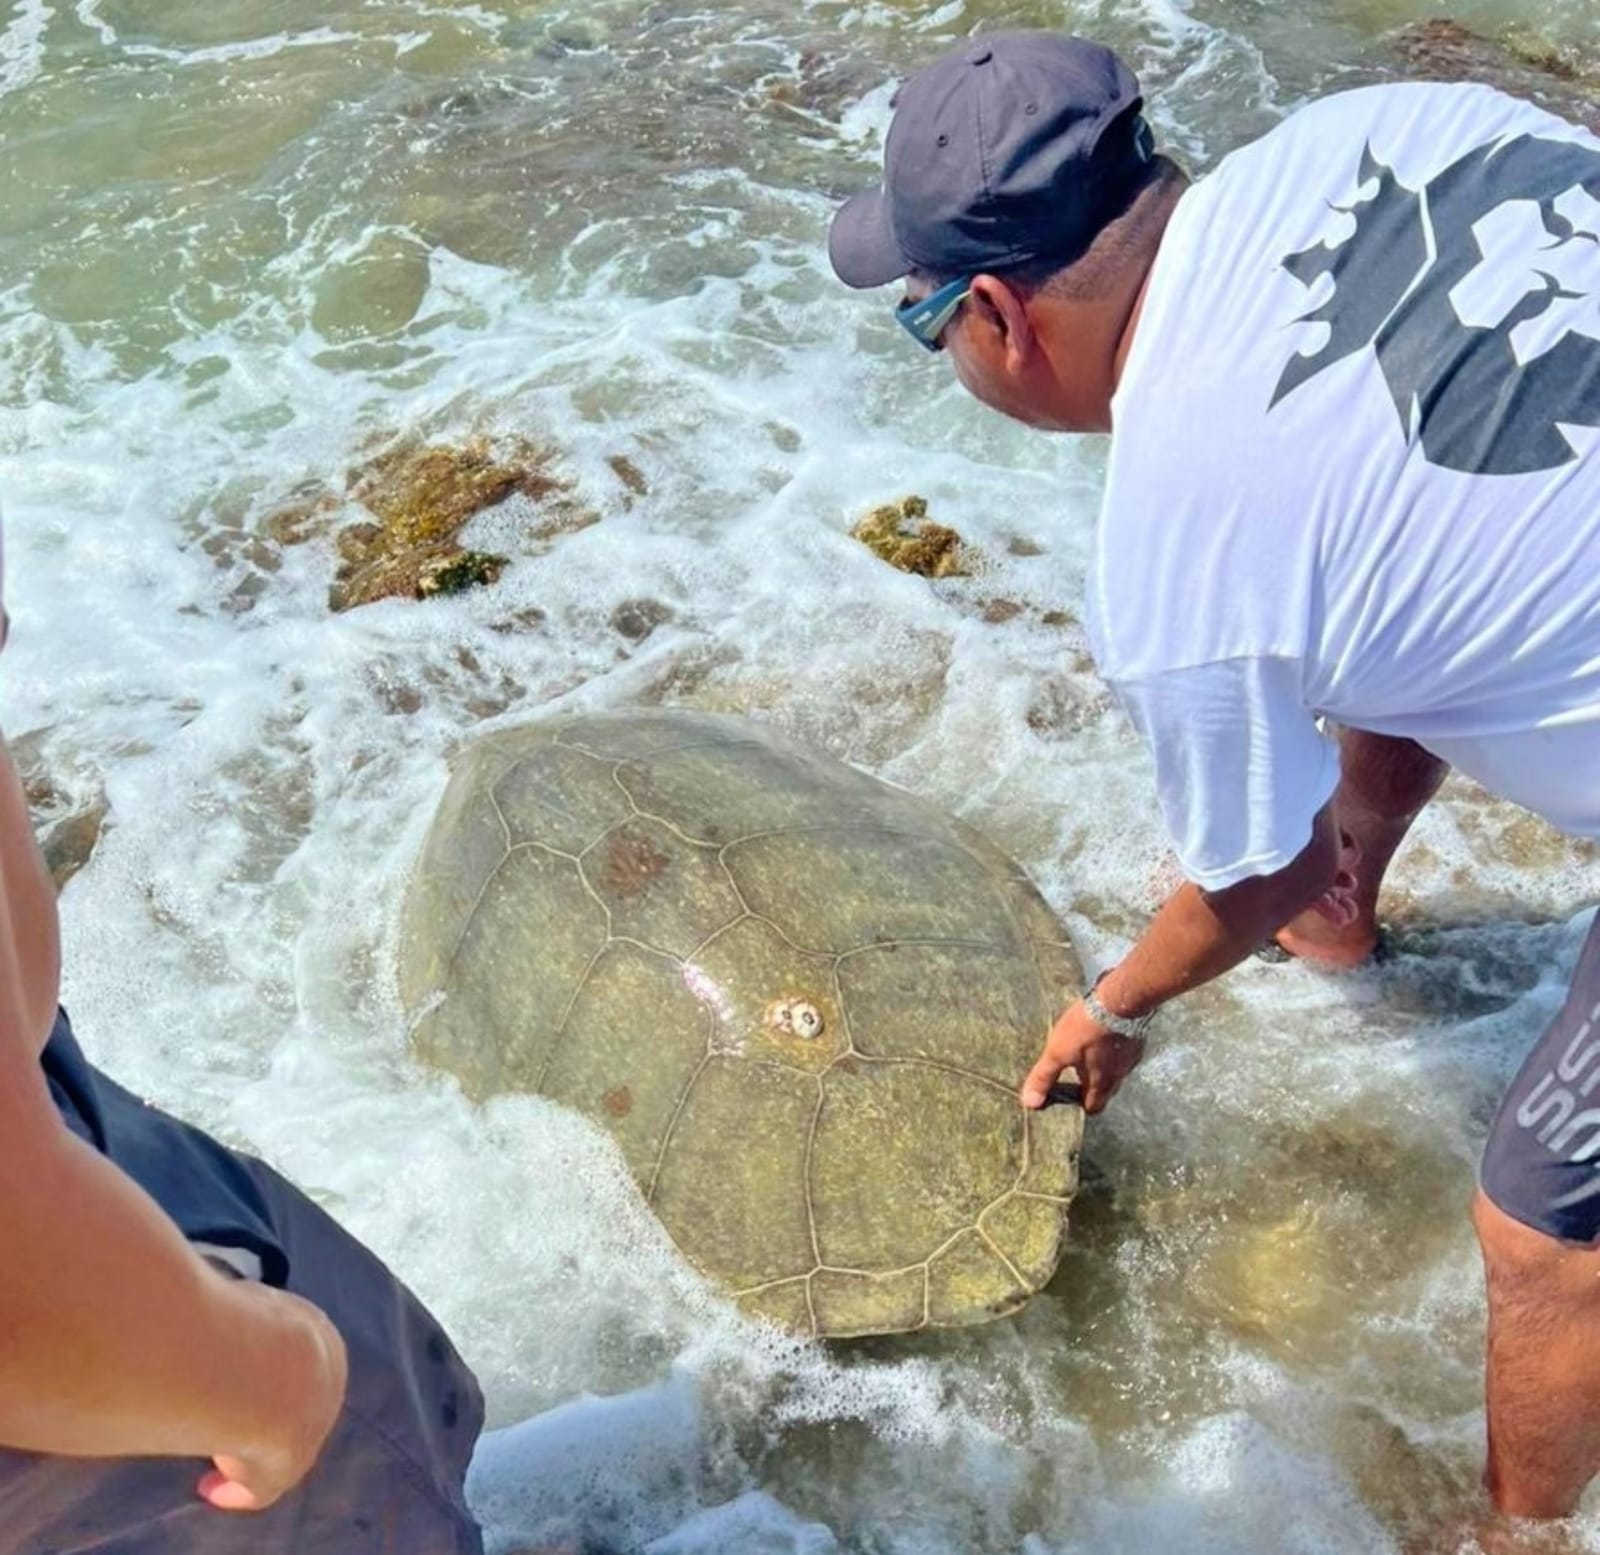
[1082,971,1154,1041]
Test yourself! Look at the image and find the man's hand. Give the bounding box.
[197,1283,348,1513]
[1015,804,1354,1116]
[1019,999,1146,1114]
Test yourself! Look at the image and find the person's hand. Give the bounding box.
[197,1282,348,1513]
[1019,998,1147,1114]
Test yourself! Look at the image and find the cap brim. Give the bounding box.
[828,188,911,289]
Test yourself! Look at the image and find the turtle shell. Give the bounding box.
[400,711,1084,1338]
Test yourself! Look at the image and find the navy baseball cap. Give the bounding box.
[829,33,1154,289]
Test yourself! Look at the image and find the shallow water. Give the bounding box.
[5,0,1600,1550]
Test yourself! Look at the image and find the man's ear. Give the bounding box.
[968,274,1034,372]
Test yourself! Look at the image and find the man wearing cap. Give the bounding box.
[829,32,1600,1524]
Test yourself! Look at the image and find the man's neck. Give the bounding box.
[1110,182,1187,399]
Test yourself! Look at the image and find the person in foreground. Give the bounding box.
[0,540,482,1547]
[829,32,1600,1527]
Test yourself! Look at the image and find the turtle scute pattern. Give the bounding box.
[400,710,1086,1338]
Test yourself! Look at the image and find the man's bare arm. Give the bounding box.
[0,744,346,1508]
[0,733,61,1060]
[1104,801,1351,1010]
[0,1063,344,1467]
[1020,802,1348,1111]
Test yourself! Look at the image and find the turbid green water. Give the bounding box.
[3,1,1600,1551]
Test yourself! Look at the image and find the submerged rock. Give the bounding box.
[12,732,109,893]
[260,434,619,611]
[401,710,1084,1339]
[851,495,972,578]
[607,453,649,498]
[608,597,675,645]
[310,233,431,344]
[320,437,565,612]
[38,802,109,894]
[261,483,341,548]
[1390,20,1600,132]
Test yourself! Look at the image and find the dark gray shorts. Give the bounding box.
[1482,914,1600,1244]
[0,1009,485,1555]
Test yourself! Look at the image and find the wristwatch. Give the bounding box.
[1082,970,1155,1041]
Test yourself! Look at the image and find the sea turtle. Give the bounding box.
[400,711,1085,1338]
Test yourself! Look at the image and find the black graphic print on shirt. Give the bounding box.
[1272,133,1600,476]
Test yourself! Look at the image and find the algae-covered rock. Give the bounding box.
[326,438,562,611]
[415,549,509,599]
[851,495,971,578]
[1390,20,1600,133]
[400,710,1085,1339]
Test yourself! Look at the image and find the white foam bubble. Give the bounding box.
[401,0,504,39]
[71,0,111,47]
[0,0,49,98]
[643,1491,839,1555]
[117,25,364,66]
[467,1377,706,1552]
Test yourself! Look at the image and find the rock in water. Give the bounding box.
[851,495,972,578]
[12,732,109,893]
[262,433,606,612]
[400,711,1084,1338]
[328,439,542,611]
[1390,21,1600,134]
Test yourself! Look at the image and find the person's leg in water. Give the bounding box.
[1273,728,1449,967]
[1472,1191,1600,1519]
[1475,915,1600,1522]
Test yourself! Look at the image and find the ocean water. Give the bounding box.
[4,0,1600,1550]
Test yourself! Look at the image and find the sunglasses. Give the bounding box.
[896,275,973,353]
